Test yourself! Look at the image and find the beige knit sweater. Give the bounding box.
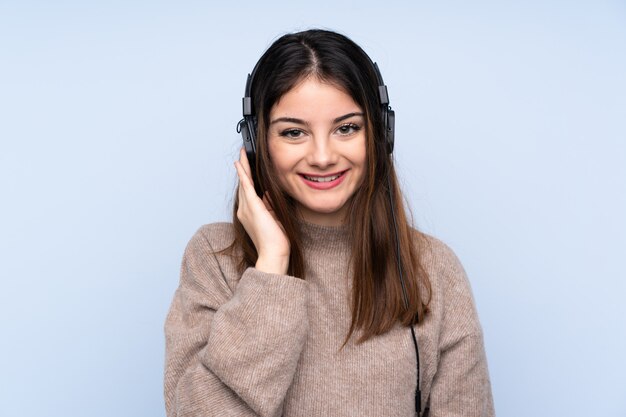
[164,222,494,417]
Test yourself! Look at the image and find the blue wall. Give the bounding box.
[1,1,625,416]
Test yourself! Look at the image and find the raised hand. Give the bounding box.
[234,148,291,275]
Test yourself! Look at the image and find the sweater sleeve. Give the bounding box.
[427,242,495,417]
[164,225,309,417]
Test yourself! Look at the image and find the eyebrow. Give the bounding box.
[269,112,364,126]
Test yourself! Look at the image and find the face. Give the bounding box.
[267,77,367,226]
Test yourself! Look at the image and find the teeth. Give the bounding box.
[304,173,342,182]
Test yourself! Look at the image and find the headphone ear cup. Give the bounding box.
[240,116,258,164]
[385,108,395,154]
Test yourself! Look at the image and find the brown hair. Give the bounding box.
[229,29,431,343]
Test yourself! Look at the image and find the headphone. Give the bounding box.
[236,57,422,416]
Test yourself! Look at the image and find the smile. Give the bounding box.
[303,173,342,182]
[299,170,348,190]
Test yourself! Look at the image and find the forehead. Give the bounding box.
[270,77,362,121]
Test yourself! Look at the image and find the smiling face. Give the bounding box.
[267,77,367,226]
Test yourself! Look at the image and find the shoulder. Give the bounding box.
[412,230,483,336]
[170,223,240,312]
[411,230,467,283]
[186,222,236,254]
[180,222,241,289]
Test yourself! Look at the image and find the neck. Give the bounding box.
[297,219,351,257]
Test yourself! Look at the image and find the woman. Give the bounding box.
[164,29,494,417]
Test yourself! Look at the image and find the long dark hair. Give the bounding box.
[230,29,431,343]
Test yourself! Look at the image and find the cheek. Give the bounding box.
[349,138,367,171]
[350,140,368,186]
[268,141,296,184]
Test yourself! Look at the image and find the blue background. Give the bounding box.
[1,1,625,416]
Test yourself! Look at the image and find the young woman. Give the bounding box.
[164,29,494,417]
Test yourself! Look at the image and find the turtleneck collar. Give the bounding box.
[297,220,351,257]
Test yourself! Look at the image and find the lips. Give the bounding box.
[299,170,348,190]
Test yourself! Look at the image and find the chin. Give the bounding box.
[304,199,347,214]
[311,207,342,214]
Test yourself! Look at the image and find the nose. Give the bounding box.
[306,135,338,169]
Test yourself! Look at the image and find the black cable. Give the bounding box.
[386,173,422,416]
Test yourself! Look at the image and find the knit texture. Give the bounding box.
[164,222,495,417]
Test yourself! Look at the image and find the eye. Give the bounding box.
[279,128,305,139]
[336,123,361,136]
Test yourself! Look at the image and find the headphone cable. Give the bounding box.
[386,173,422,416]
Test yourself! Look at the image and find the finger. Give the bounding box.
[235,163,246,210]
[263,193,287,234]
[239,147,253,179]
[235,161,261,204]
[234,161,250,207]
[234,160,252,188]
[235,162,255,224]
